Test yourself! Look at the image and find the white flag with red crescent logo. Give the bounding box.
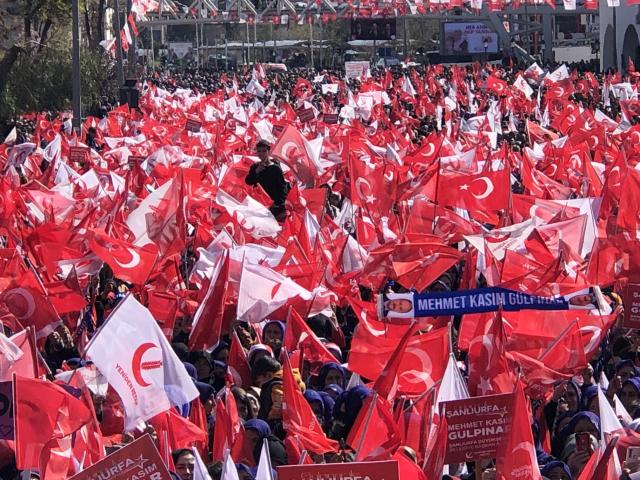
[85,295,198,430]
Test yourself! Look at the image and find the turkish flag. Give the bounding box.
[44,268,86,314]
[211,394,237,462]
[423,414,448,480]
[486,75,509,96]
[6,329,40,379]
[391,241,464,292]
[538,321,587,374]
[617,168,640,232]
[282,350,338,454]
[432,168,510,224]
[283,309,337,367]
[89,231,158,285]
[39,436,73,480]
[347,394,401,461]
[271,125,323,186]
[507,351,570,400]
[1,272,59,338]
[14,375,93,470]
[189,252,230,351]
[495,381,542,480]
[405,198,480,244]
[228,332,251,388]
[125,175,186,258]
[149,408,207,457]
[373,323,419,401]
[467,309,515,396]
[349,303,449,397]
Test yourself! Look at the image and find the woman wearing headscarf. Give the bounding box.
[323,384,344,401]
[257,366,304,441]
[317,362,346,389]
[244,419,272,452]
[545,380,582,434]
[244,419,288,468]
[262,321,285,359]
[540,460,572,480]
[551,411,575,460]
[303,389,329,430]
[616,359,640,382]
[581,385,600,415]
[318,391,335,426]
[330,386,372,442]
[211,341,230,364]
[554,411,601,459]
[189,351,214,383]
[212,360,228,391]
[620,377,640,415]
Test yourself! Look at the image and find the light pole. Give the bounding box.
[113,0,125,87]
[71,0,82,132]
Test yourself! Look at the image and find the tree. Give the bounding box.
[0,40,117,128]
[0,0,71,98]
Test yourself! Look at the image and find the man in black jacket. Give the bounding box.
[245,139,289,221]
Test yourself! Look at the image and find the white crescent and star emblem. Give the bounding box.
[355,177,376,204]
[463,177,495,200]
[4,288,36,320]
[114,247,142,269]
[401,346,434,385]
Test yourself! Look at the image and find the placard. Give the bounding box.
[69,146,90,164]
[127,155,146,165]
[442,393,514,463]
[323,113,339,124]
[272,125,285,137]
[278,460,399,480]
[185,118,202,132]
[297,107,315,123]
[69,434,172,480]
[623,283,640,329]
[345,61,371,80]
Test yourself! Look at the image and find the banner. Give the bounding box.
[623,283,640,329]
[378,286,604,321]
[185,118,202,133]
[278,460,399,480]
[345,61,370,80]
[442,393,514,463]
[70,434,172,480]
[69,146,90,164]
[0,381,12,440]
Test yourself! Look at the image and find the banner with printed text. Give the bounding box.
[378,286,605,321]
[442,393,514,463]
[278,460,399,480]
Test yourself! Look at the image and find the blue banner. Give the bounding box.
[378,287,599,320]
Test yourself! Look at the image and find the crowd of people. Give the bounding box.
[0,57,639,480]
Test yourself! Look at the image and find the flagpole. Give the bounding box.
[431,157,442,235]
[80,292,132,357]
[537,320,578,362]
[402,380,440,413]
[353,391,377,459]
